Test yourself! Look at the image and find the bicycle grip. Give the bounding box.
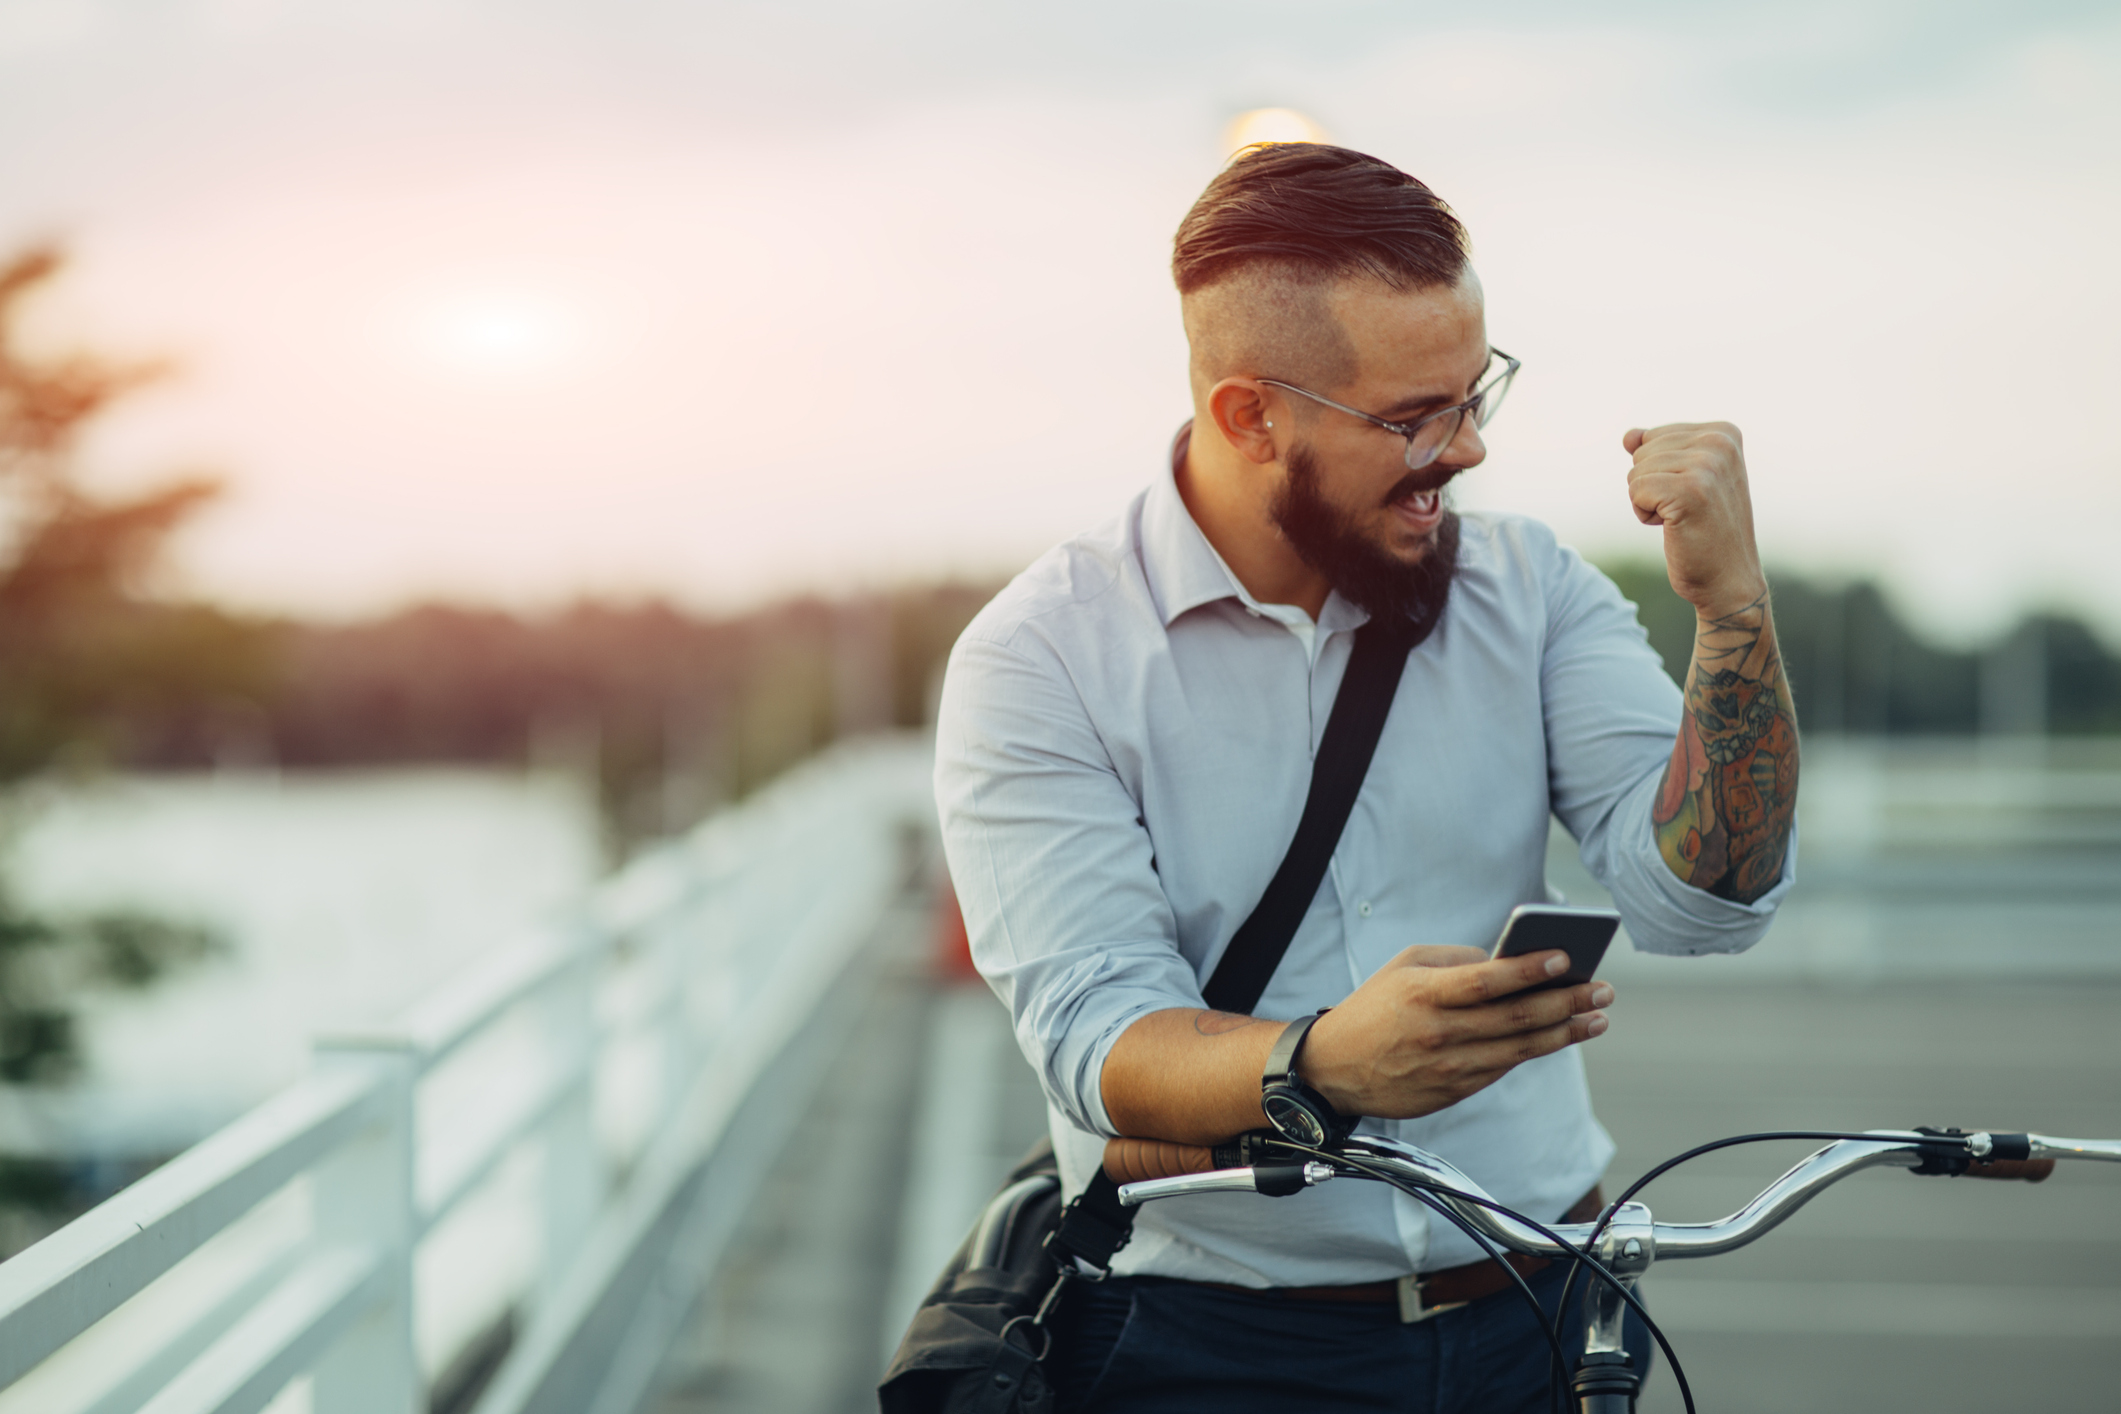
[1102,1138,1216,1182]
[1965,1158,2055,1182]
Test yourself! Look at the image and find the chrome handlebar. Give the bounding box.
[1108,1161,1338,1203]
[1116,1130,2121,1264]
[2029,1134,2121,1164]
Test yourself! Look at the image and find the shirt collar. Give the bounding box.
[1141,421,1369,634]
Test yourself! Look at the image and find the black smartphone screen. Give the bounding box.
[1488,905,1619,992]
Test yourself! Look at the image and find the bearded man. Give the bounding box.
[932,142,1799,1413]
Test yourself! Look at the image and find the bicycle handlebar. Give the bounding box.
[1112,1129,2116,1263]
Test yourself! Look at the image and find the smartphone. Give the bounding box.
[1488,904,1619,993]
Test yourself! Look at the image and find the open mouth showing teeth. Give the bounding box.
[1384,469,1456,512]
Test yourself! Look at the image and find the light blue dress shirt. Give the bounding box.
[934,434,1793,1282]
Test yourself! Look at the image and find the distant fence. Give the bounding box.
[0,738,935,1414]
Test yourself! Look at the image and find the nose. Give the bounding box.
[1438,410,1486,471]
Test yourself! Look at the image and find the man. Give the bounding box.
[933,143,1798,1412]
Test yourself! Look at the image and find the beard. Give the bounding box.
[1269,440,1461,632]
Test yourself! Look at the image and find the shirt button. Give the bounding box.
[1358,900,1372,917]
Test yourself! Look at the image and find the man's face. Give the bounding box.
[1270,270,1491,572]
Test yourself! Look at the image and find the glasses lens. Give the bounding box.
[1473,361,1515,429]
[1402,409,1460,470]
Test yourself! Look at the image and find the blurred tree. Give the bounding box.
[0,909,220,1084]
[0,245,249,1092]
[171,586,1003,860]
[1593,560,1698,685]
[889,582,996,728]
[0,246,277,781]
[1594,558,2118,735]
[2038,615,2121,735]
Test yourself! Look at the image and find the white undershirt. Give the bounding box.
[1250,598,1320,663]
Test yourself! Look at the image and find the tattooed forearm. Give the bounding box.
[1651,593,1801,904]
[1192,1010,1268,1036]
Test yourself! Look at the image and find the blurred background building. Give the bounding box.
[0,2,2116,1412]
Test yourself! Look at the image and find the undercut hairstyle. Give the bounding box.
[1173,142,1470,297]
[1174,143,1471,393]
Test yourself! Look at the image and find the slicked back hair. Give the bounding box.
[1172,143,1470,297]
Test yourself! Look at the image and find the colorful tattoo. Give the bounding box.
[1651,594,1800,904]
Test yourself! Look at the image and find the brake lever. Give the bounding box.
[1116,1161,1336,1207]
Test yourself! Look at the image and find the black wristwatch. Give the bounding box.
[1260,1010,1356,1147]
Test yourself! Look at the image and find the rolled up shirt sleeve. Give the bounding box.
[935,629,1204,1138]
[1536,533,1796,956]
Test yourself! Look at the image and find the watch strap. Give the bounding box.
[1263,1009,1327,1088]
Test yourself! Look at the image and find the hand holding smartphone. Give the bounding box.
[1489,904,1619,993]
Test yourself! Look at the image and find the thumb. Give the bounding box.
[1622,427,1647,455]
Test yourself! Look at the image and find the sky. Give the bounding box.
[3,0,2117,643]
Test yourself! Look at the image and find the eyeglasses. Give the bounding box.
[1259,348,1520,472]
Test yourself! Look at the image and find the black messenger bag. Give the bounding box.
[879,611,1429,1414]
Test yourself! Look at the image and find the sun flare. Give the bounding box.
[417,294,575,377]
[1223,107,1329,155]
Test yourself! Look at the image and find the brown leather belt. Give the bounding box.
[1198,1186,1604,1323]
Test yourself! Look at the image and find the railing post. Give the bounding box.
[309,1037,420,1414]
[536,944,601,1313]
[654,910,699,1155]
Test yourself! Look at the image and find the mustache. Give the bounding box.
[1381,466,1461,505]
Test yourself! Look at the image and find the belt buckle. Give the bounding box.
[1395,1274,1468,1325]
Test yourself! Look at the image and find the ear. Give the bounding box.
[1206,378,1280,466]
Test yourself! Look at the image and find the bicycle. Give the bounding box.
[1077,1125,2120,1413]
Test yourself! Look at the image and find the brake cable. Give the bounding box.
[1393,1184,1575,1412]
[1277,1140,1695,1414]
[1372,1165,1698,1414]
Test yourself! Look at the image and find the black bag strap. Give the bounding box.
[1202,613,1422,1014]
[1050,608,1434,1274]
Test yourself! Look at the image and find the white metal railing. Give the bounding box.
[0,737,936,1414]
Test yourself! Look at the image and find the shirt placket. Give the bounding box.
[1313,622,1433,1275]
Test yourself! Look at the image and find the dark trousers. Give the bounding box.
[1052,1260,1654,1414]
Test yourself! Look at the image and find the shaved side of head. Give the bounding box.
[1181,264,1359,403]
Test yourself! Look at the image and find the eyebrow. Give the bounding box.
[1373,355,1495,422]
[1375,391,1455,421]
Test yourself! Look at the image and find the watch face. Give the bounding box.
[1264,1093,1325,1147]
